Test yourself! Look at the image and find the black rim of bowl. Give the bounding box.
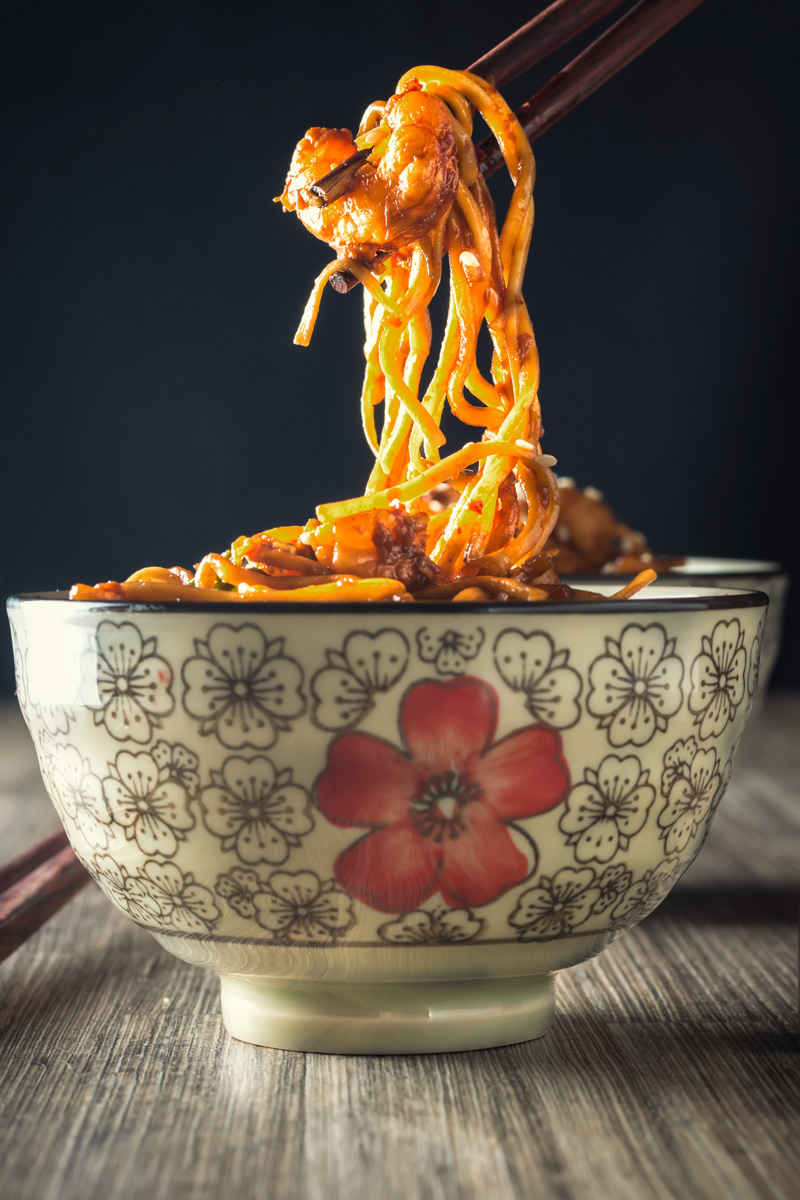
[572,560,786,582]
[7,587,770,616]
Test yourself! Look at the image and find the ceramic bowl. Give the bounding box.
[7,584,767,1054]
[669,560,787,707]
[573,559,787,719]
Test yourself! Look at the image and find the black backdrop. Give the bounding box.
[2,0,798,693]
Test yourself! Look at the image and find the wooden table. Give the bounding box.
[1,696,797,1200]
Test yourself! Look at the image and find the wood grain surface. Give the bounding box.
[0,697,797,1200]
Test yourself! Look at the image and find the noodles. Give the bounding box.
[70,67,656,606]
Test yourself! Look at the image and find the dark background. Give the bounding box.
[2,0,798,693]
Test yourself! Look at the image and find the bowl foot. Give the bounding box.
[218,972,556,1054]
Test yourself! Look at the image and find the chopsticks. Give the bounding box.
[0,829,89,965]
[467,0,627,87]
[313,0,627,210]
[324,0,707,293]
[477,0,707,176]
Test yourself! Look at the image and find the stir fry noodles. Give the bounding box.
[71,67,654,605]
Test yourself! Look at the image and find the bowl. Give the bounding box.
[7,583,767,1054]
[669,560,787,706]
[572,559,786,715]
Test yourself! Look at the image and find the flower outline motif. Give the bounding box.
[591,864,633,916]
[493,629,582,730]
[47,743,113,851]
[182,623,305,749]
[658,737,721,855]
[82,621,174,744]
[746,614,765,716]
[35,731,60,805]
[36,703,75,739]
[151,740,200,796]
[416,627,485,677]
[214,869,355,943]
[611,858,683,928]
[90,854,163,925]
[202,755,314,865]
[378,907,484,944]
[102,748,195,857]
[717,753,734,813]
[253,871,355,944]
[688,619,747,740]
[587,623,684,747]
[138,861,220,933]
[559,754,655,864]
[9,623,32,731]
[748,633,761,698]
[311,629,409,731]
[508,867,601,941]
[315,676,570,914]
[215,866,267,920]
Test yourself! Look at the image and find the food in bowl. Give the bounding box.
[68,66,656,609]
[8,584,767,1052]
[545,480,685,576]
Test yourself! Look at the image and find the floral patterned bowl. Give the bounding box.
[669,559,787,713]
[575,559,786,712]
[7,583,767,1054]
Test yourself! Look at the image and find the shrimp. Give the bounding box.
[279,83,459,261]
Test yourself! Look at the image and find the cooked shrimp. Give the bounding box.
[279,83,459,261]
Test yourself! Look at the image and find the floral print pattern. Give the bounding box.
[215,868,354,942]
[559,754,654,863]
[717,754,734,813]
[747,631,761,699]
[587,623,683,746]
[83,621,174,743]
[202,755,313,865]
[9,623,30,729]
[35,731,59,803]
[102,749,195,857]
[215,866,267,920]
[36,703,75,738]
[611,859,683,927]
[47,743,112,850]
[416,627,484,676]
[311,629,409,730]
[138,861,220,932]
[316,676,569,913]
[658,738,720,855]
[745,615,764,717]
[378,907,484,944]
[688,619,747,740]
[182,624,304,749]
[151,740,200,796]
[591,864,633,915]
[90,854,163,924]
[86,856,219,932]
[494,630,582,729]
[509,868,602,941]
[253,871,354,943]
[9,599,765,951]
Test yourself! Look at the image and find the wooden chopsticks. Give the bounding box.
[467,0,627,87]
[311,0,628,210]
[323,0,707,293]
[477,0,707,176]
[0,830,89,965]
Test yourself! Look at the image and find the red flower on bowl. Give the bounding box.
[315,677,570,912]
